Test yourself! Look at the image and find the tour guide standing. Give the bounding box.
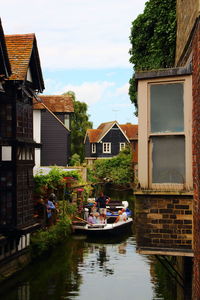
[95,191,110,218]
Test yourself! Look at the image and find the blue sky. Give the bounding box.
[1,0,147,128]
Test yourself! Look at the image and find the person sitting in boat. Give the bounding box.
[87,213,96,224]
[95,191,110,219]
[121,208,127,221]
[114,210,124,223]
[94,212,100,223]
[99,214,105,224]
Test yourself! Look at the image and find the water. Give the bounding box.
[0,187,181,300]
[0,234,178,300]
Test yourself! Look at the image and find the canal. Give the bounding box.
[0,187,183,300]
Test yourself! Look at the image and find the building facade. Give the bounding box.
[33,95,74,167]
[0,27,44,277]
[135,1,200,298]
[84,121,138,167]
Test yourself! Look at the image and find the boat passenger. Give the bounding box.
[94,212,100,223]
[99,214,105,224]
[88,213,96,224]
[95,191,110,218]
[121,208,127,221]
[114,210,124,223]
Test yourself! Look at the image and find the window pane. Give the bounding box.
[152,136,185,183]
[150,83,184,132]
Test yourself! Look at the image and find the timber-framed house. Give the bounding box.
[0,28,44,274]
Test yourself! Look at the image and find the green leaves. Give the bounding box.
[63,91,93,162]
[129,0,177,114]
[88,147,134,185]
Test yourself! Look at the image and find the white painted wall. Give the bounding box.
[33,110,41,170]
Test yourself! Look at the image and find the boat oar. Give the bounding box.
[74,216,91,224]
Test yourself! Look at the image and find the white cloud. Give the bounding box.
[52,81,115,105]
[115,83,129,96]
[1,0,147,70]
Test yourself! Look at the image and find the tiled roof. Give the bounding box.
[0,19,11,77]
[119,124,138,140]
[86,121,138,143]
[87,129,102,143]
[33,95,74,112]
[5,34,35,81]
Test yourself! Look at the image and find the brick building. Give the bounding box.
[135,1,200,298]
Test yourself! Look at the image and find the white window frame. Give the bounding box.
[119,143,126,151]
[138,75,192,191]
[103,142,111,153]
[91,143,96,154]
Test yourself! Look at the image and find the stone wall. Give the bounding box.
[176,0,199,65]
[192,19,200,300]
[135,193,193,254]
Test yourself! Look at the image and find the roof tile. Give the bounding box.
[33,95,74,112]
[5,34,35,80]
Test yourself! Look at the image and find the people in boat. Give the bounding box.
[95,191,110,220]
[114,210,125,223]
[87,213,96,224]
[121,208,128,221]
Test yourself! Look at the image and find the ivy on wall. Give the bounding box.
[129,0,177,114]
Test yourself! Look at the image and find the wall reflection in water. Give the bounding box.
[0,233,192,300]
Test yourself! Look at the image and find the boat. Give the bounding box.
[106,200,132,218]
[72,217,133,237]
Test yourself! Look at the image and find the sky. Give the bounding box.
[1,0,147,128]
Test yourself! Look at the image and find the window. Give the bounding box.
[103,143,111,153]
[137,73,192,190]
[150,82,185,184]
[64,114,70,130]
[91,143,96,153]
[2,146,12,161]
[120,143,126,151]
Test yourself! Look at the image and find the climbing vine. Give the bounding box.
[129,0,177,113]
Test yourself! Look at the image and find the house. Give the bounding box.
[0,28,44,277]
[135,0,200,298]
[84,121,138,166]
[33,95,74,168]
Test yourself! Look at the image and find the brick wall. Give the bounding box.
[135,194,193,253]
[192,19,200,300]
[176,0,199,65]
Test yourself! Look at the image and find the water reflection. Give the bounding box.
[0,184,191,300]
[0,234,185,300]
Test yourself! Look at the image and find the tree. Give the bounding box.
[88,146,134,186]
[63,91,93,162]
[129,0,176,113]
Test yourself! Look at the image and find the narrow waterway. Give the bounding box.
[0,187,182,300]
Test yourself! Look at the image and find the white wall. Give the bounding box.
[33,110,41,170]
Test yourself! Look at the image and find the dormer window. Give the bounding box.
[91,143,96,153]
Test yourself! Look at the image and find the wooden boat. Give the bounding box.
[72,217,133,237]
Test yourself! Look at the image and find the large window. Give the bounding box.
[137,73,192,190]
[103,143,111,153]
[150,82,185,184]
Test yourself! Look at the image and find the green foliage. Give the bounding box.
[129,0,177,113]
[63,91,93,162]
[69,153,81,166]
[88,147,134,185]
[30,217,72,258]
[34,167,80,196]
